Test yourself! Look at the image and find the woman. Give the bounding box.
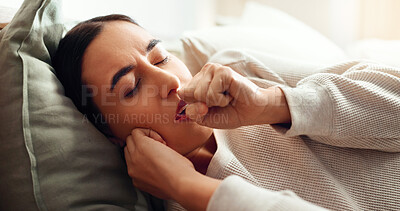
[53,15,400,211]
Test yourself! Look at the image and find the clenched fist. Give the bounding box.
[178,63,291,129]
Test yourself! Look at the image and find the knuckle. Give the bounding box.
[222,69,234,81]
[193,87,202,101]
[181,86,195,98]
[185,87,196,97]
[200,84,209,95]
[206,99,216,107]
[203,63,212,69]
[206,89,215,102]
[210,62,220,67]
[131,128,139,136]
[126,135,132,142]
[204,63,220,71]
[222,66,233,74]
[213,67,229,78]
[131,128,145,137]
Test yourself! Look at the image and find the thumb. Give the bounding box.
[131,128,166,145]
[186,103,233,128]
[189,106,235,129]
[185,102,208,123]
[148,129,167,145]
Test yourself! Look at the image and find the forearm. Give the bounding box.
[174,173,222,211]
[270,62,400,151]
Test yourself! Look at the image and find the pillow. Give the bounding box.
[346,39,400,68]
[181,2,347,75]
[0,0,153,210]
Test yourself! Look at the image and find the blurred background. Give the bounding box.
[1,0,400,53]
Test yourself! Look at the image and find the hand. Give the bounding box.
[124,128,196,199]
[178,63,291,128]
[124,128,222,211]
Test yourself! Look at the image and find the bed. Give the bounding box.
[0,0,399,210]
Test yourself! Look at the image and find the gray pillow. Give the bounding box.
[0,0,150,210]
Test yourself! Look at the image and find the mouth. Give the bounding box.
[175,100,188,121]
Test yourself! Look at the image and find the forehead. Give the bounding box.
[81,21,153,85]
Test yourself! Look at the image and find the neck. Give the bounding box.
[186,133,217,175]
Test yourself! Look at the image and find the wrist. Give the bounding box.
[258,86,291,125]
[175,172,221,211]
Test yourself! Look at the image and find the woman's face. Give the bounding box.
[81,21,212,155]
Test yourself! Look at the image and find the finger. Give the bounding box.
[193,69,212,103]
[148,129,166,145]
[177,85,195,102]
[178,63,214,103]
[131,128,166,145]
[125,135,135,155]
[207,70,233,107]
[124,147,132,164]
[185,102,208,123]
[130,128,148,138]
[197,106,239,129]
[178,71,205,102]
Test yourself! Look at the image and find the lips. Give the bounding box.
[175,100,188,121]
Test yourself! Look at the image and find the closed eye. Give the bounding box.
[125,78,141,98]
[154,56,170,66]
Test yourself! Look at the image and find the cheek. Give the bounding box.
[106,99,209,154]
[101,99,161,141]
[171,56,192,83]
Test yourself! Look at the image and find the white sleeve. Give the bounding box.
[207,175,329,211]
[272,62,400,152]
[209,49,400,152]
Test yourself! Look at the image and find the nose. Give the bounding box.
[148,67,180,99]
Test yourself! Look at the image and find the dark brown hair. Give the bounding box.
[52,14,139,138]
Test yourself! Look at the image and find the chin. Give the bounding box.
[169,125,213,155]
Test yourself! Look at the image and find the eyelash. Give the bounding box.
[154,56,170,66]
[124,56,169,98]
[125,78,141,98]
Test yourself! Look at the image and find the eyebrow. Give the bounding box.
[110,39,161,92]
[147,39,161,53]
[110,64,134,91]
